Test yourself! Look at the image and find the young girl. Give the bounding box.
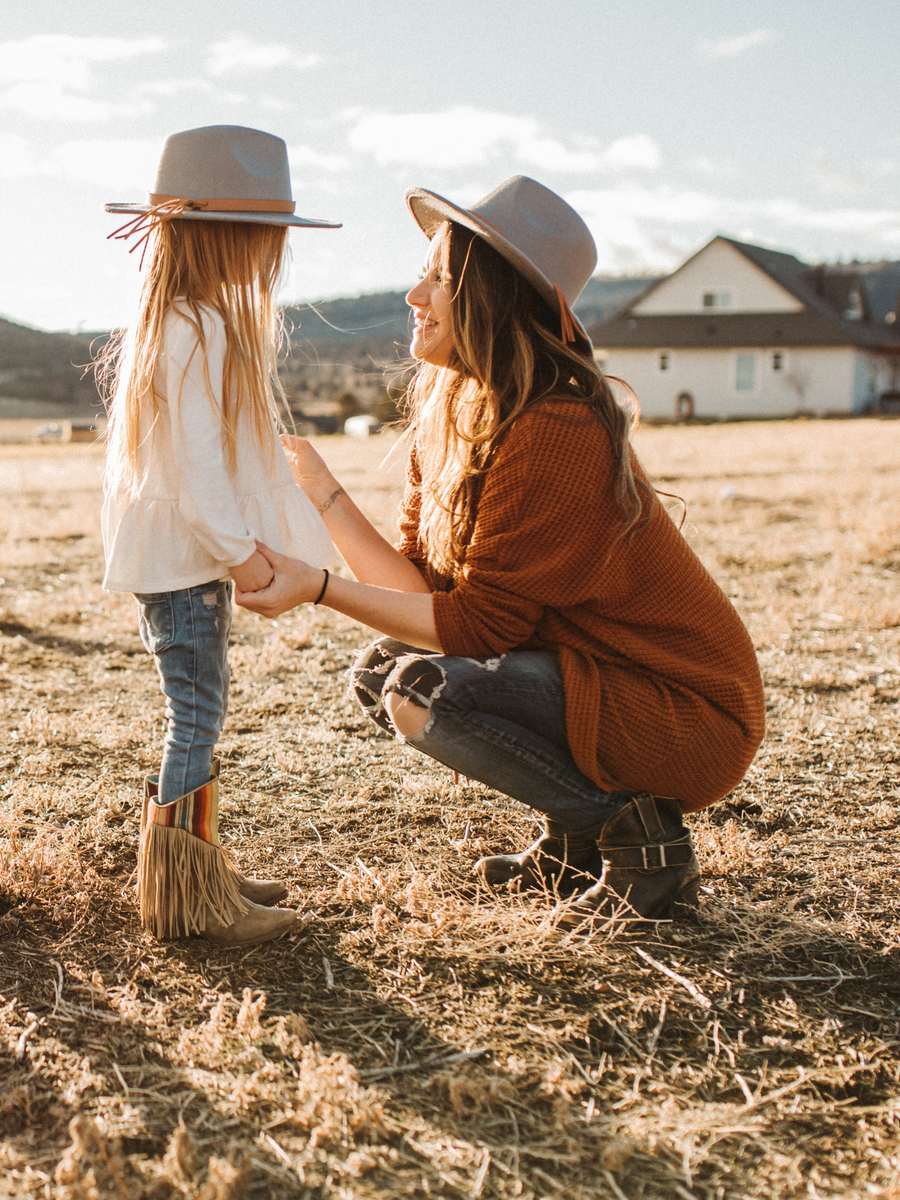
[102,125,338,946]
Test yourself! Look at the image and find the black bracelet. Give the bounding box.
[313,568,329,606]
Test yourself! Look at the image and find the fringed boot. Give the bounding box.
[144,761,288,905]
[571,793,700,921]
[139,768,296,946]
[475,818,604,893]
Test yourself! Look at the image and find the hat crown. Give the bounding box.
[471,176,597,307]
[153,125,293,202]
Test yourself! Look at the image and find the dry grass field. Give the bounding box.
[2,418,900,1199]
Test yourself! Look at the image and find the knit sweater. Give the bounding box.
[396,398,764,812]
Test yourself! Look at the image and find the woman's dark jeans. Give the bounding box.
[350,638,629,839]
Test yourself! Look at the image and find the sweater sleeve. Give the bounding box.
[395,449,451,592]
[164,309,257,569]
[433,404,629,656]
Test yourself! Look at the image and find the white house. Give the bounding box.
[592,237,900,421]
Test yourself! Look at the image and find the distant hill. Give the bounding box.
[0,316,101,412]
[284,274,659,356]
[0,275,660,418]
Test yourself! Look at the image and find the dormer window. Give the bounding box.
[702,290,732,309]
[844,289,864,321]
[659,353,670,371]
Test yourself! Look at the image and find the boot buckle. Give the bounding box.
[642,843,667,869]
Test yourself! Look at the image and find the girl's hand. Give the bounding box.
[230,549,275,593]
[234,541,325,618]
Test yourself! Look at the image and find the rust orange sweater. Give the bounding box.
[396,399,765,812]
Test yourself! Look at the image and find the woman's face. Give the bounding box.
[406,240,454,366]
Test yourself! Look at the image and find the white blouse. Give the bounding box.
[102,305,335,594]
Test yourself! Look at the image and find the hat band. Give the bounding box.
[150,193,296,214]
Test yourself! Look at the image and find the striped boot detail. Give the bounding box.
[138,765,248,939]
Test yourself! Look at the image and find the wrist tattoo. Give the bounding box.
[318,487,346,514]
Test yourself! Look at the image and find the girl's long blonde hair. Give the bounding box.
[102,218,288,493]
[407,221,653,578]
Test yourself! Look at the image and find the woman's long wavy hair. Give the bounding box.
[101,218,288,494]
[407,220,653,579]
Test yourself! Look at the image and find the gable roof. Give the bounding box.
[592,235,900,351]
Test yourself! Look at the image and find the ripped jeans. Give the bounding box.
[351,638,628,839]
[135,580,231,805]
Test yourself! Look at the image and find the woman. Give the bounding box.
[237,176,765,919]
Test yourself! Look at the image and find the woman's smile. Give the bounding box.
[406,249,453,366]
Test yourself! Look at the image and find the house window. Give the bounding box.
[844,289,864,321]
[735,353,757,392]
[772,352,784,371]
[659,353,670,371]
[702,290,732,309]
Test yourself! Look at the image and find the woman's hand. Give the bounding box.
[234,542,324,618]
[230,549,275,593]
[235,542,441,649]
[280,435,345,512]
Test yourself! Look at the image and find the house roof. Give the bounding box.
[590,236,900,351]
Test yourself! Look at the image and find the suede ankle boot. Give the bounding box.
[572,793,700,920]
[476,818,603,892]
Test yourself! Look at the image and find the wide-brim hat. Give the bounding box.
[405,175,596,342]
[105,124,340,229]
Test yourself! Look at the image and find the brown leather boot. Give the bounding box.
[476,819,603,892]
[571,793,700,920]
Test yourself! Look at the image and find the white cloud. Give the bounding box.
[603,135,661,170]
[690,155,740,180]
[287,145,349,174]
[567,182,900,273]
[0,133,39,179]
[346,107,661,173]
[759,199,900,234]
[206,35,319,75]
[52,139,165,192]
[0,135,163,190]
[698,29,777,59]
[0,34,163,122]
[347,107,532,168]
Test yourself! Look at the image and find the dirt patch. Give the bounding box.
[2,423,900,1198]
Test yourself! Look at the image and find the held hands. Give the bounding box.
[233,541,327,619]
[230,549,275,593]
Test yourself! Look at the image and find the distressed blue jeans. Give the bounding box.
[135,580,231,805]
[350,638,629,838]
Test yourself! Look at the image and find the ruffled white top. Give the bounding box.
[102,304,335,594]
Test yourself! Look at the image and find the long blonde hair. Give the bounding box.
[102,218,288,493]
[407,221,652,578]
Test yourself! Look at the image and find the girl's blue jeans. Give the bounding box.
[350,638,628,839]
[135,580,231,805]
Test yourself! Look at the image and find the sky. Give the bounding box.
[1,0,899,332]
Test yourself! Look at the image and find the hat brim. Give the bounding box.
[405,187,590,344]
[104,202,340,229]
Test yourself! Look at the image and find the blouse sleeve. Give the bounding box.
[433,404,630,656]
[164,309,257,569]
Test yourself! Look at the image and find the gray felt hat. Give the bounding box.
[105,124,341,229]
[405,175,596,336]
